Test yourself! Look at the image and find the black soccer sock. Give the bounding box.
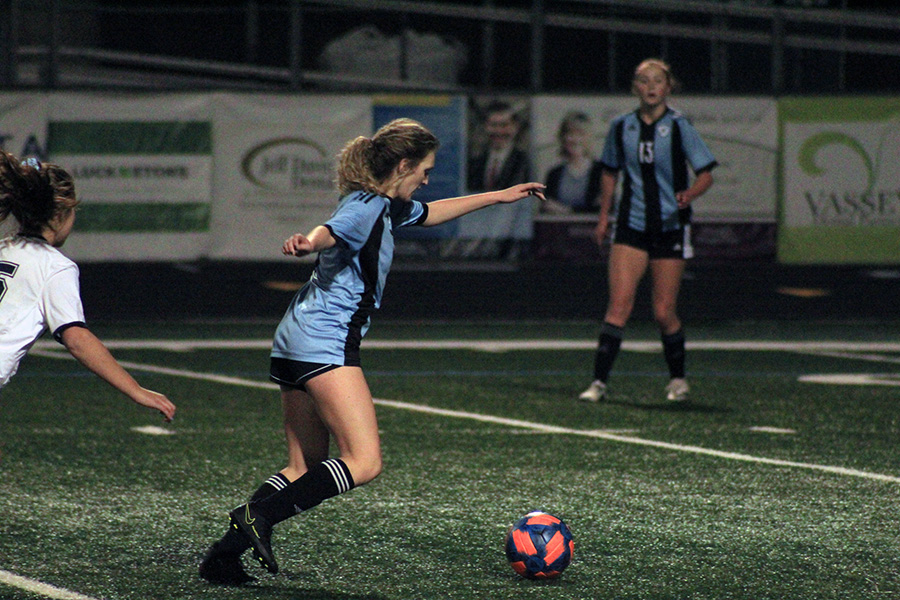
[250,473,291,502]
[253,458,355,526]
[662,329,686,379]
[215,473,290,554]
[593,322,624,383]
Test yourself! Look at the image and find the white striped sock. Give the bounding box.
[265,474,289,491]
[322,458,352,494]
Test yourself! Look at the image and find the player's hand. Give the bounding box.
[133,388,176,422]
[282,233,314,257]
[497,182,546,204]
[593,213,611,246]
[676,190,693,209]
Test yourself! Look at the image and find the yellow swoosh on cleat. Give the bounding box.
[244,505,256,525]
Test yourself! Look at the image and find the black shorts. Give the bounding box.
[612,222,693,259]
[270,357,341,391]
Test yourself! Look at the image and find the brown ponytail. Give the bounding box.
[336,118,439,195]
[0,150,78,236]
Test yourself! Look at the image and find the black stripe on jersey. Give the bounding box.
[639,119,662,234]
[389,197,429,227]
[343,205,386,363]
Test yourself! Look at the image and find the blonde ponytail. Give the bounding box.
[335,119,439,195]
[336,136,379,195]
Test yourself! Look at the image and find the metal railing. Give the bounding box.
[3,0,899,93]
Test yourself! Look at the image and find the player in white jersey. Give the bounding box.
[200,118,546,585]
[0,150,175,424]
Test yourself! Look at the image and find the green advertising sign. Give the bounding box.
[778,97,900,264]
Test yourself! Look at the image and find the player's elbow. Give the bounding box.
[59,325,94,355]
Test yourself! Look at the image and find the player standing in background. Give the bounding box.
[199,118,546,585]
[579,58,716,404]
[0,150,175,420]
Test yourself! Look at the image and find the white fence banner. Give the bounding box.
[47,93,213,261]
[209,94,370,260]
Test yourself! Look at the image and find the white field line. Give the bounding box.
[802,350,900,365]
[28,348,900,485]
[0,569,101,600]
[30,339,900,353]
[794,350,900,386]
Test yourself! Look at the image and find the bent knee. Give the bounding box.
[348,455,383,487]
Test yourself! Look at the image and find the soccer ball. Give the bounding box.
[504,511,574,579]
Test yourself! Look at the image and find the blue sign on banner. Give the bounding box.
[373,96,466,239]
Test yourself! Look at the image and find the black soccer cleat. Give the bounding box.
[228,504,279,574]
[199,544,257,586]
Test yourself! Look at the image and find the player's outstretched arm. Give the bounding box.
[282,225,337,257]
[423,182,546,227]
[60,326,176,422]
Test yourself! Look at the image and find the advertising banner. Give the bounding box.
[47,94,213,261]
[10,92,896,266]
[0,93,49,158]
[0,94,50,237]
[779,97,900,264]
[209,94,370,260]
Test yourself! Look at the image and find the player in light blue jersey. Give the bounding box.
[579,59,716,405]
[201,118,546,584]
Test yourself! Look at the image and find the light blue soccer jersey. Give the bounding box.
[272,191,428,365]
[600,108,717,232]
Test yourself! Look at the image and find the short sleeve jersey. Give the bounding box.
[272,191,428,365]
[0,235,86,387]
[600,108,717,233]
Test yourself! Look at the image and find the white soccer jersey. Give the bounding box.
[0,235,85,387]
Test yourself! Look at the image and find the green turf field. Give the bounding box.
[1,319,898,600]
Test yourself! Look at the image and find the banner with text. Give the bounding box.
[47,94,213,261]
[5,92,897,265]
[210,94,370,260]
[779,97,900,264]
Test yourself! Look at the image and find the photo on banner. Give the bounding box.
[530,96,634,261]
[452,95,534,260]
